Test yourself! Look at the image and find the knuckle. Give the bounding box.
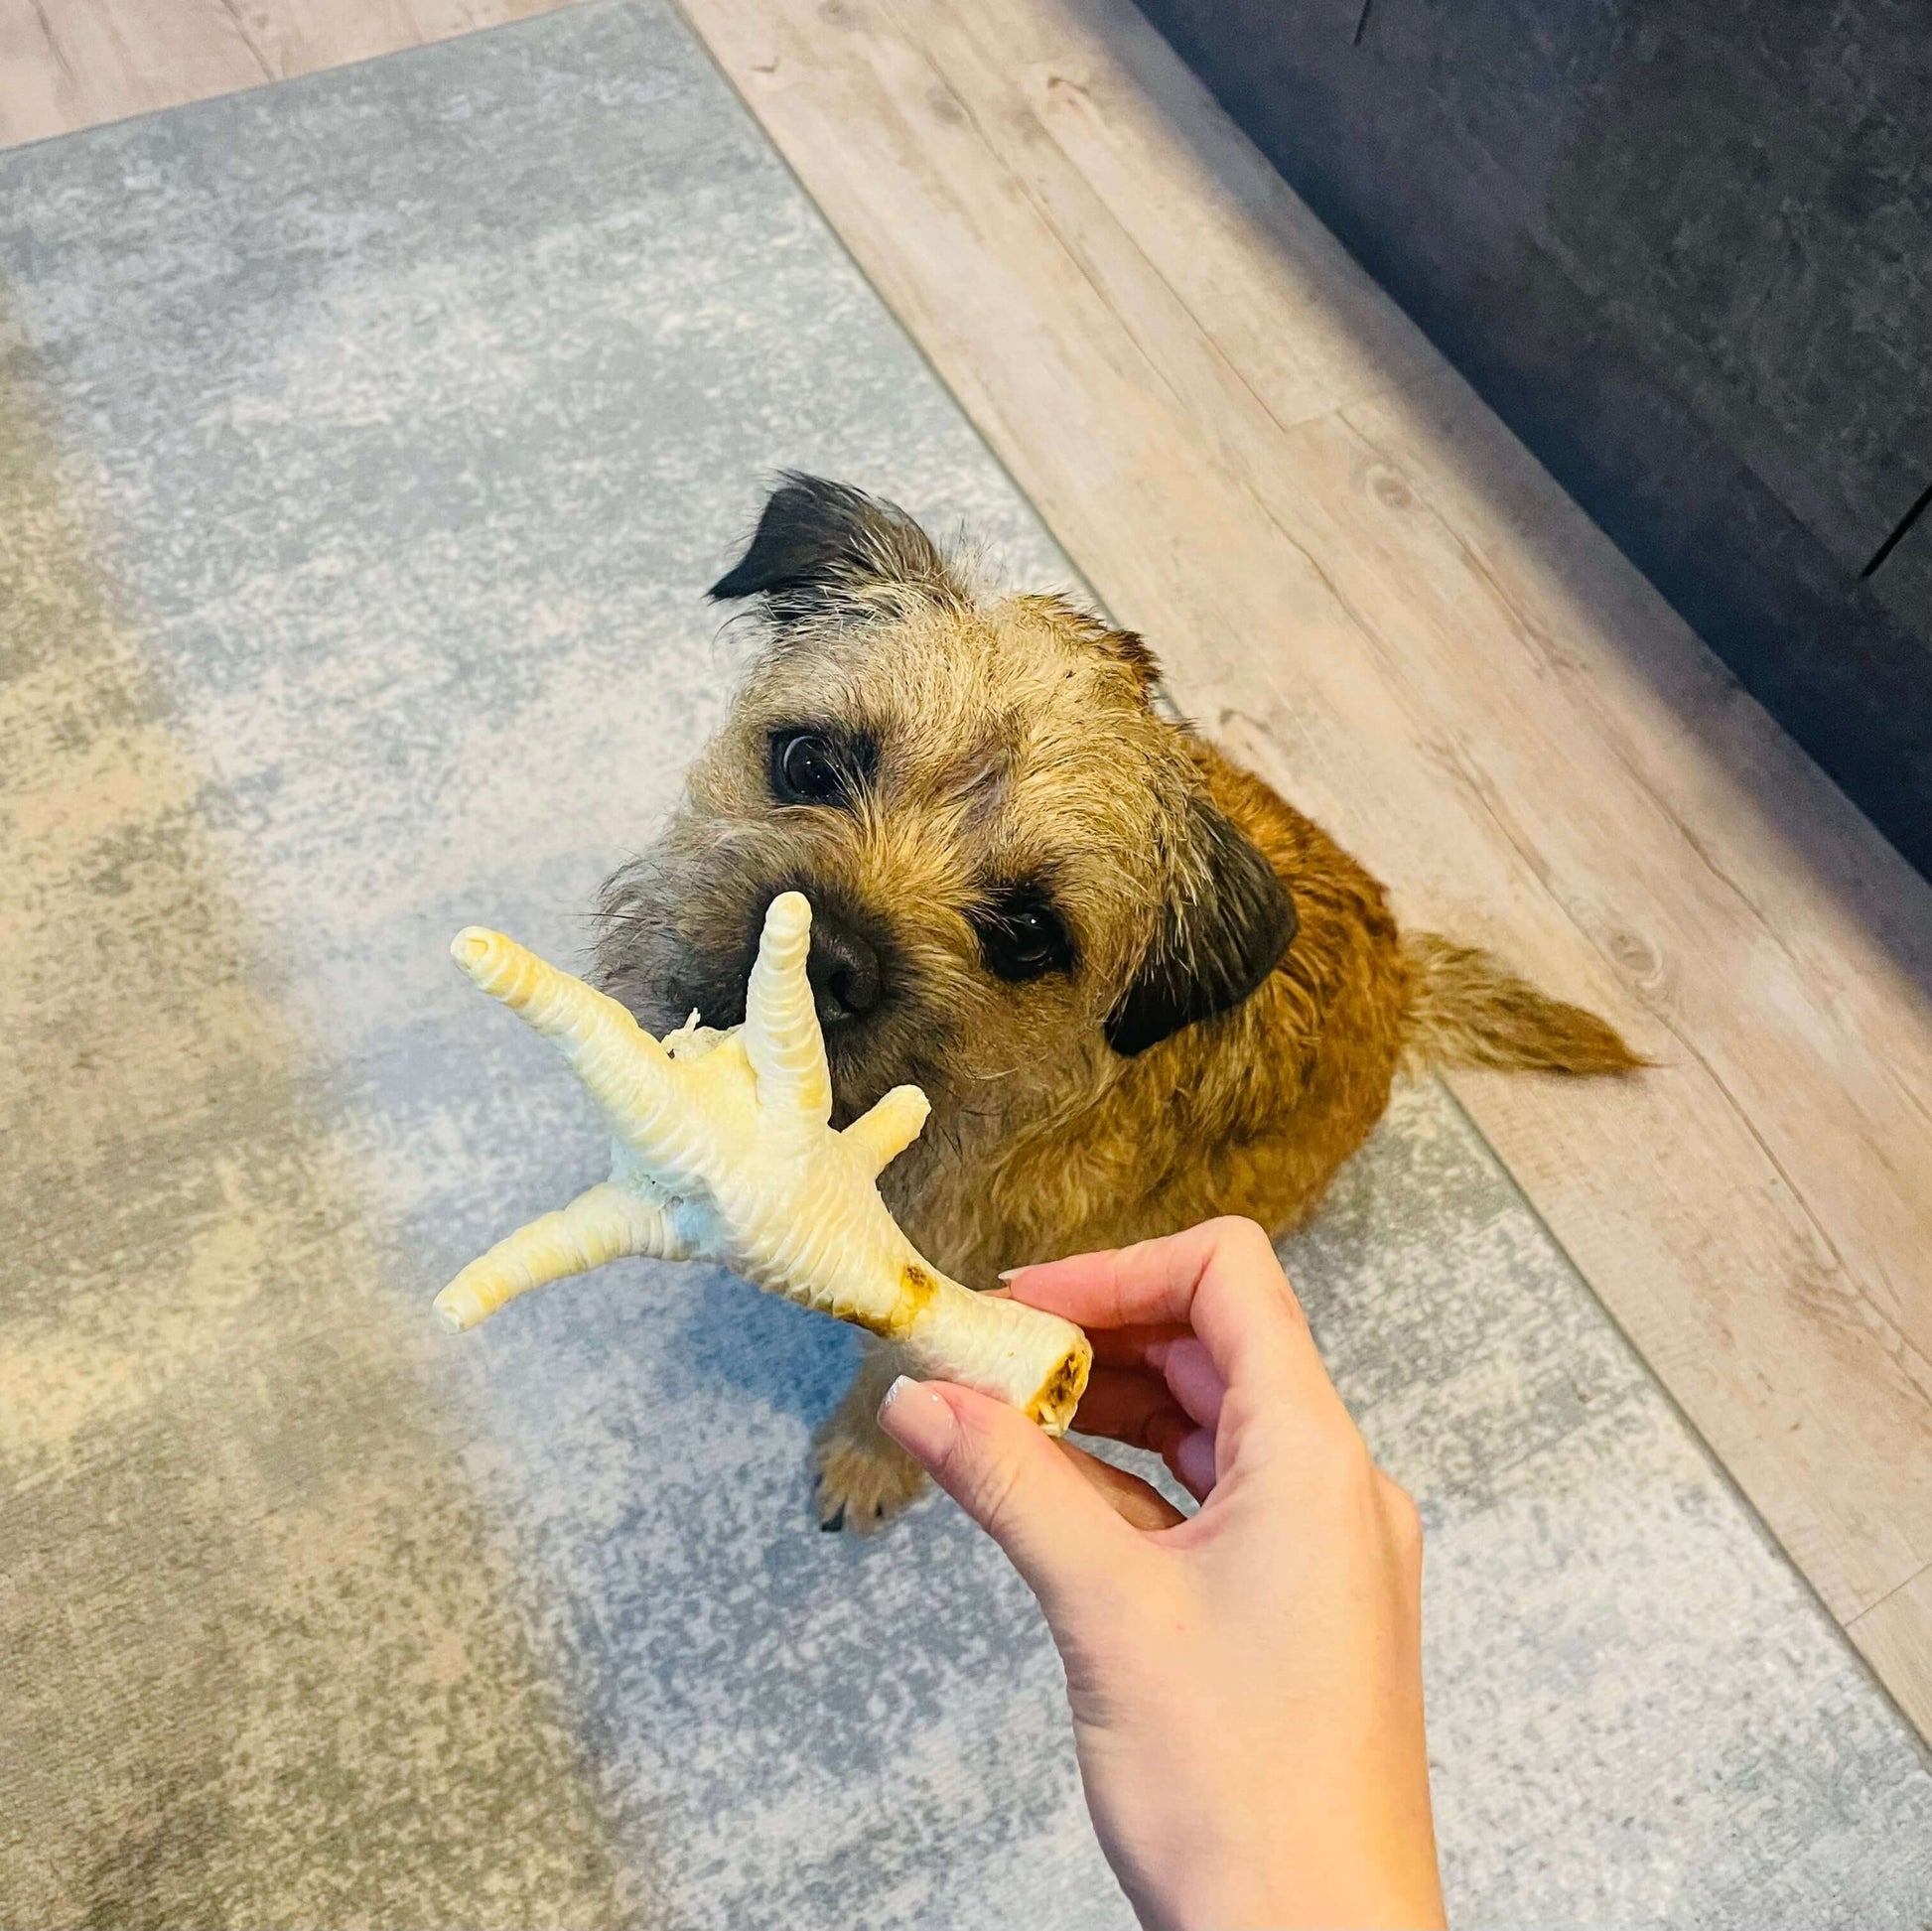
[1210,1214,1274,1263]
[940,1414,1029,1535]
[1297,1417,1378,1504]
[968,1451,1031,1543]
[1380,1476,1425,1558]
[1209,1216,1308,1327]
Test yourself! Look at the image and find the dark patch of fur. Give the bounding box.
[710,473,959,623]
[1105,794,1297,1056]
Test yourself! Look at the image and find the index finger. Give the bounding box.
[1004,1216,1327,1401]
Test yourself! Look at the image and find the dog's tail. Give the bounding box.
[1401,933,1643,1075]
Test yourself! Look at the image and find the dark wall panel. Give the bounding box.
[1134,0,1932,876]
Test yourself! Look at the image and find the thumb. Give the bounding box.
[878,1377,1128,1611]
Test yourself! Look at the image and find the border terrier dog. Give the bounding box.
[597,476,1637,1530]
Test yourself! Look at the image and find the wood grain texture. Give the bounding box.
[0,0,581,147]
[1851,1565,1932,1744]
[667,0,1932,1734]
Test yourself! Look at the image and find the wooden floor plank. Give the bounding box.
[1851,1565,1932,1741]
[0,0,579,146]
[1341,375,1932,1334]
[1004,19,1437,425]
[0,0,264,146]
[671,0,1932,1731]
[1001,1,1438,423]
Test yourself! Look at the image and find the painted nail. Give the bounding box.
[876,1375,956,1466]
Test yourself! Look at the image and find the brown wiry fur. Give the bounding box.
[596,479,1639,1530]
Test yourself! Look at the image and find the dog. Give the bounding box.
[596,475,1638,1530]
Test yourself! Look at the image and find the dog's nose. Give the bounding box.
[805,911,883,1025]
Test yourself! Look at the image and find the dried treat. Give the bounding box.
[437,892,1091,1433]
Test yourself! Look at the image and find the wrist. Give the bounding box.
[1147,1861,1444,1931]
[1109,1800,1444,1931]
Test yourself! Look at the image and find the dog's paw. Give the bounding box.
[812,1428,928,1535]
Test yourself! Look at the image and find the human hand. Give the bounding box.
[876,1217,1444,1931]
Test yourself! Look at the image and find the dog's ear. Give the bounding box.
[1105,795,1295,1057]
[1024,593,1165,701]
[710,473,958,621]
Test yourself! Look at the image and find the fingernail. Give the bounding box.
[877,1375,956,1467]
[996,1267,1024,1282]
[1175,1428,1216,1499]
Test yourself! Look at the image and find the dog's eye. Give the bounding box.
[972,888,1073,984]
[770,730,855,806]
